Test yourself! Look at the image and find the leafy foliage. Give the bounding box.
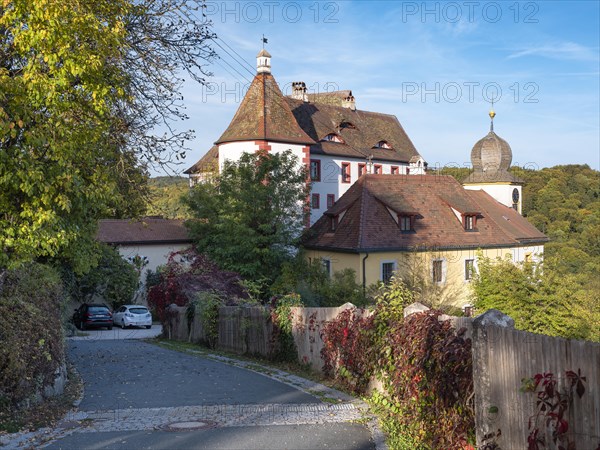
[0,264,65,420]
[319,279,474,449]
[270,293,304,362]
[185,150,309,287]
[320,307,374,392]
[272,254,368,306]
[187,291,224,349]
[0,0,215,269]
[62,243,138,310]
[147,248,248,322]
[147,176,191,219]
[471,254,599,341]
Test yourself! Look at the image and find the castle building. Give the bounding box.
[184,49,426,225]
[184,48,547,307]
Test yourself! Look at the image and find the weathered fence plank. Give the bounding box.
[473,315,600,449]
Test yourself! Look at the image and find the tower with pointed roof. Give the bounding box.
[185,47,426,224]
[462,109,524,213]
[213,47,315,194]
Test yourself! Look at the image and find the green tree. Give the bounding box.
[471,254,599,341]
[62,243,138,310]
[185,150,309,286]
[0,0,215,271]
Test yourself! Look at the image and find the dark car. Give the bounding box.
[73,303,113,330]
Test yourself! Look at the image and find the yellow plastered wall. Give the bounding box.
[305,246,543,307]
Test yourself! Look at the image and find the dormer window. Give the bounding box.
[464,215,476,231]
[373,140,392,149]
[330,215,339,231]
[321,133,344,143]
[398,215,415,232]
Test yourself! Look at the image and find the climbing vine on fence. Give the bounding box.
[521,369,589,450]
[187,291,223,348]
[319,279,475,449]
[320,308,374,393]
[270,293,303,362]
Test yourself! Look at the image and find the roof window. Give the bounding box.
[321,133,345,143]
[373,140,392,149]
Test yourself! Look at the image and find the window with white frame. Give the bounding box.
[380,260,396,284]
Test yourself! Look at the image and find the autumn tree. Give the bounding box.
[0,0,215,270]
[185,150,309,286]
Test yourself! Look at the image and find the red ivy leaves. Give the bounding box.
[320,308,474,449]
[523,370,587,450]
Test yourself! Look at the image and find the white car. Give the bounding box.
[113,305,153,329]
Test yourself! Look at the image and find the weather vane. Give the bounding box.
[262,35,268,49]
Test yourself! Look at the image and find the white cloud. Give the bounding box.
[507,42,599,62]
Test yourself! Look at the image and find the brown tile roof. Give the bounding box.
[215,73,315,145]
[306,90,353,107]
[303,174,547,252]
[286,98,422,163]
[184,145,218,175]
[97,218,192,245]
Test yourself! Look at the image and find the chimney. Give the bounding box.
[342,91,356,110]
[291,81,308,102]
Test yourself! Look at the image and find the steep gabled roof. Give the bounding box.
[184,145,218,175]
[97,218,192,245]
[303,174,547,252]
[286,97,422,163]
[215,73,315,146]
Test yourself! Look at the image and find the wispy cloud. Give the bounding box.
[507,42,599,62]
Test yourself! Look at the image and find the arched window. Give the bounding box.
[321,133,345,143]
[373,140,392,149]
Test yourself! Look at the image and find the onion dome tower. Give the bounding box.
[463,108,524,213]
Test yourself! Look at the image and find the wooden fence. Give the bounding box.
[165,305,273,355]
[164,303,600,449]
[472,318,600,449]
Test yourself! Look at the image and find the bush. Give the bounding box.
[0,263,66,422]
[320,279,474,449]
[272,255,368,307]
[60,243,138,310]
[147,249,248,323]
[187,291,223,349]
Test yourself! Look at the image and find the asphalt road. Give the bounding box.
[40,339,376,450]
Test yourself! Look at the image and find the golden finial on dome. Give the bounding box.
[489,98,496,131]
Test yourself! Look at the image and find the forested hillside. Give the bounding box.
[146,176,191,219]
[439,164,599,340]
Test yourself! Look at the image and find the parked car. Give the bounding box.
[73,303,113,330]
[113,305,152,329]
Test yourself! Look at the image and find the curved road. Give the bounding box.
[40,333,376,450]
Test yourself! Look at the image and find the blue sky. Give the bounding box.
[161,0,600,176]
